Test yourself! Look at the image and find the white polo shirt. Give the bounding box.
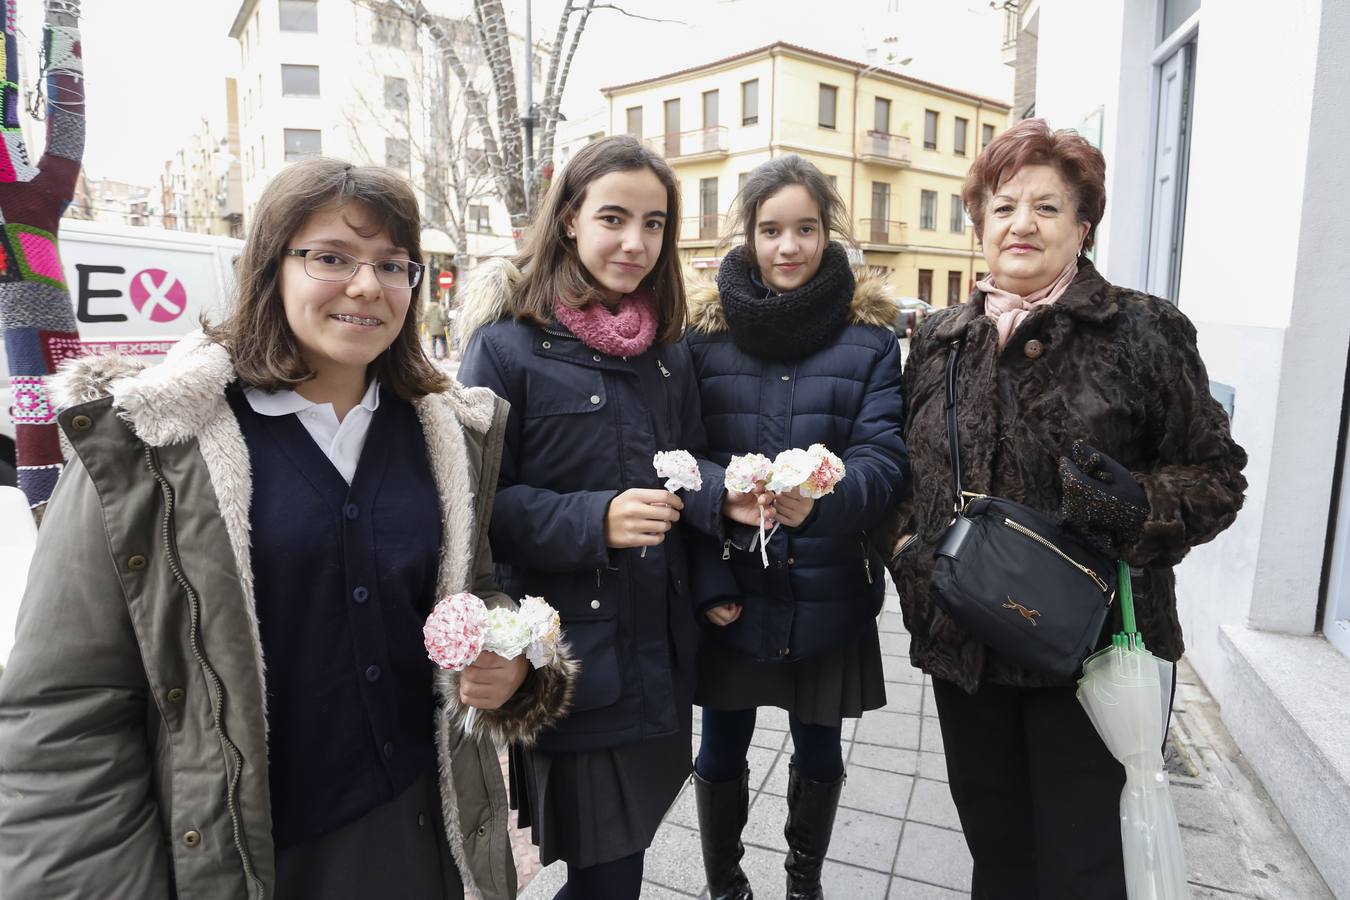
[243,379,381,485]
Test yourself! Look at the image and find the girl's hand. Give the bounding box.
[605,489,684,548]
[705,603,743,626]
[460,651,529,709]
[722,487,764,527]
[770,488,815,528]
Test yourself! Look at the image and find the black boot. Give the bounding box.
[783,765,844,900]
[694,767,753,900]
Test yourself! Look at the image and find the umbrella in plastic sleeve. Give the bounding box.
[1076,561,1189,900]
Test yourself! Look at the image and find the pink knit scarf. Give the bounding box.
[978,258,1079,348]
[553,289,658,357]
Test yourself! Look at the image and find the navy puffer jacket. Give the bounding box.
[686,272,909,662]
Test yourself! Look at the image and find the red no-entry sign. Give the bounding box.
[438,270,456,289]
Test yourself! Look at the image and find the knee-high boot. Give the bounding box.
[783,765,844,900]
[694,767,753,900]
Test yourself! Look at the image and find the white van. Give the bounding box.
[0,220,243,481]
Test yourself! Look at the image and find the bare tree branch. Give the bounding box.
[590,3,685,25]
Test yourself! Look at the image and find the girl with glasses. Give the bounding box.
[0,158,575,900]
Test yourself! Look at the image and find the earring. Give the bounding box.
[566,230,576,239]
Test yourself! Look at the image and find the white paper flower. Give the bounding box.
[653,450,703,493]
[482,606,533,660]
[519,595,563,669]
[766,448,815,493]
[725,453,773,493]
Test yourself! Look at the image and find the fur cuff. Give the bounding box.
[443,644,579,748]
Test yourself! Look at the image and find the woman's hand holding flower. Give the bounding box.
[459,652,529,709]
[605,488,683,548]
[769,487,814,528]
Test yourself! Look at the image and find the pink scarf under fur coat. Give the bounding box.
[978,258,1079,349]
[553,289,658,357]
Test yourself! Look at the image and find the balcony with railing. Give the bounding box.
[858,218,908,247]
[679,213,725,245]
[859,130,911,167]
[645,126,730,162]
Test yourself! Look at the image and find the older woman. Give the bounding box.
[893,119,1247,898]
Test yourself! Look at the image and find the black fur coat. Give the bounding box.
[893,260,1247,692]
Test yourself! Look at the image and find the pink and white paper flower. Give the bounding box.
[800,444,846,499]
[724,453,773,493]
[653,450,703,493]
[424,592,489,671]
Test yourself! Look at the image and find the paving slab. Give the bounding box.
[517,594,1333,900]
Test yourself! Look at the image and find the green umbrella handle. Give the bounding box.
[1118,560,1138,636]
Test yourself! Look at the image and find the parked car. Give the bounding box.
[893,296,934,338]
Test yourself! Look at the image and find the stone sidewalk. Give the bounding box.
[516,581,1332,899]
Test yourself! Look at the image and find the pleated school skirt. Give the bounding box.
[509,711,692,869]
[695,618,887,727]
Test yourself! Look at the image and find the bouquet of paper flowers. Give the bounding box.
[424,592,563,733]
[725,444,846,566]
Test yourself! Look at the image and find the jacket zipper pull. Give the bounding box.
[864,557,874,585]
[722,539,732,561]
[658,359,671,378]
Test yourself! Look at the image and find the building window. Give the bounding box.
[924,109,938,150]
[874,97,891,133]
[284,128,322,162]
[259,135,265,169]
[920,189,937,230]
[950,194,965,232]
[663,98,681,156]
[279,0,317,32]
[385,137,410,173]
[741,79,758,125]
[385,76,408,111]
[982,123,995,149]
[702,89,719,129]
[818,84,838,129]
[870,182,890,242]
[469,204,491,232]
[372,4,415,47]
[738,171,749,193]
[281,64,320,97]
[626,105,643,136]
[954,116,968,156]
[699,177,719,240]
[948,270,963,305]
[918,269,933,303]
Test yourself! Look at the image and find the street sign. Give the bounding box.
[438,270,456,289]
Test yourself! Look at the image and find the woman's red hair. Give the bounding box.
[962,118,1107,251]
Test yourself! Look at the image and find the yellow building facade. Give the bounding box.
[601,42,1011,307]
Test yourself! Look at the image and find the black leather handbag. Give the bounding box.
[929,340,1115,678]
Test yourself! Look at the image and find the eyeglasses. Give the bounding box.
[284,248,424,289]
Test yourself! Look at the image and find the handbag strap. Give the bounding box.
[944,340,964,513]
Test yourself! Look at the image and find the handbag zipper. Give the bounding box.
[1002,517,1109,593]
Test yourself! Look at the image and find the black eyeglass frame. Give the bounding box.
[284,248,425,289]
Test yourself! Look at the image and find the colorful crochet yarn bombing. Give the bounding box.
[0,2,85,510]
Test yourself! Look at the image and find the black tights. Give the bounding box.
[552,850,645,900]
[696,706,844,783]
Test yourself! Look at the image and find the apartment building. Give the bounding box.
[228,0,546,283]
[602,42,1010,305]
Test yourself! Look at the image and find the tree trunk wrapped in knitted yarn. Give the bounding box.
[0,0,85,514]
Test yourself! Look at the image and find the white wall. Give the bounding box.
[1035,0,1350,692]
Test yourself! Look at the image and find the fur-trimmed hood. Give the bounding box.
[685,268,899,335]
[456,256,524,347]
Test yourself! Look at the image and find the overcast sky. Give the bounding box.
[11,0,1012,186]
